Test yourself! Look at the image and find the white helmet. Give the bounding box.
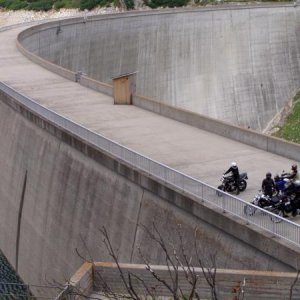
[231,162,237,167]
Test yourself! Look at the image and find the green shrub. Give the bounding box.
[54,0,80,9]
[8,0,28,9]
[124,0,134,8]
[70,0,80,7]
[112,0,120,6]
[79,0,112,10]
[99,0,112,6]
[144,0,188,8]
[79,0,98,9]
[0,0,27,10]
[0,0,29,9]
[0,0,12,8]
[27,0,54,10]
[53,0,66,9]
[273,90,300,144]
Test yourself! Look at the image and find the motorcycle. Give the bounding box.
[243,191,280,216]
[283,180,300,200]
[274,173,300,198]
[217,172,248,196]
[268,195,300,223]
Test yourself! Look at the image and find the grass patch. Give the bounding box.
[273,90,300,143]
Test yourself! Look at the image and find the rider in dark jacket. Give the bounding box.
[224,162,240,193]
[262,172,275,198]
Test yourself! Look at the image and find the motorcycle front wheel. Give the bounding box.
[238,179,247,192]
[244,204,255,216]
[270,209,284,223]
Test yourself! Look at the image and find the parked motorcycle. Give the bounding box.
[268,196,299,223]
[274,173,300,198]
[217,172,248,196]
[243,191,280,216]
[283,180,300,200]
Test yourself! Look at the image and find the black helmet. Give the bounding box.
[274,174,279,181]
[266,172,272,178]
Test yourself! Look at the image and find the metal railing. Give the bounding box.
[1,81,300,246]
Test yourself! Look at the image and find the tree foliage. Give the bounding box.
[0,0,115,11]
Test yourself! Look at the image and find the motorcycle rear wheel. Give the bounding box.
[270,209,284,223]
[238,179,247,192]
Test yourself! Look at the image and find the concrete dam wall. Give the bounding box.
[1,86,300,297]
[19,6,300,131]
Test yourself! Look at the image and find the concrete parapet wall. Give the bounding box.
[133,94,300,162]
[73,262,300,299]
[55,262,93,300]
[16,31,114,96]
[16,40,77,82]
[80,75,113,96]
[17,5,300,131]
[1,87,300,297]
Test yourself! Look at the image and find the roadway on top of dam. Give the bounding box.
[0,23,299,207]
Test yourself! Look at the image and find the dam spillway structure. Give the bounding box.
[0,3,300,298]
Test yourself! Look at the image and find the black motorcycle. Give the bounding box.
[217,172,248,196]
[283,180,300,199]
[244,191,280,216]
[268,196,297,223]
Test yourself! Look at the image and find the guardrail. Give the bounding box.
[1,81,300,247]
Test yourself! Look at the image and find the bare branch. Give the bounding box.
[99,226,140,300]
[129,272,157,299]
[93,268,120,299]
[138,246,175,295]
[194,228,218,300]
[289,270,300,300]
[175,226,200,300]
[139,222,181,299]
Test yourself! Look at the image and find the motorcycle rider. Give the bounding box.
[282,164,299,192]
[282,164,299,182]
[281,165,299,216]
[224,162,240,194]
[261,172,275,198]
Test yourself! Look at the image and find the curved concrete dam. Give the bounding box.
[1,7,300,297]
[19,5,300,131]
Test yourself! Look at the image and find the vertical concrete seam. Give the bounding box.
[16,170,27,272]
[229,10,239,126]
[130,189,144,263]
